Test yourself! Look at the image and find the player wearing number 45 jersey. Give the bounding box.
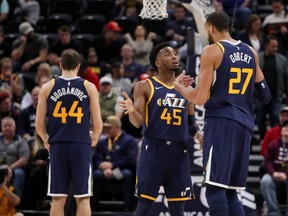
[35,49,103,216]
[175,11,271,216]
[120,42,202,216]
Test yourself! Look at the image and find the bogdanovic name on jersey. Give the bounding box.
[50,87,88,102]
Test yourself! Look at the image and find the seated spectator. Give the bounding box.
[86,47,109,78]
[124,25,155,68]
[110,61,132,96]
[237,14,266,52]
[0,57,24,103]
[0,165,24,216]
[0,117,30,197]
[25,131,49,210]
[78,59,100,91]
[261,106,288,157]
[48,25,83,76]
[11,22,48,73]
[13,0,40,26]
[17,86,39,141]
[92,115,138,212]
[260,120,288,216]
[99,76,124,119]
[0,91,20,122]
[0,26,11,58]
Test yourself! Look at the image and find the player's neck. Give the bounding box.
[214,32,235,43]
[61,70,78,78]
[156,72,175,85]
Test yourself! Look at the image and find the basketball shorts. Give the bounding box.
[48,143,92,197]
[135,138,193,202]
[203,117,253,189]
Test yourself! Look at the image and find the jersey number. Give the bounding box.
[160,108,182,125]
[229,67,253,94]
[53,101,84,124]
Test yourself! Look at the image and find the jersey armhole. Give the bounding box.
[216,42,225,53]
[146,79,154,104]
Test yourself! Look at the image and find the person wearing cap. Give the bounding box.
[92,115,138,211]
[261,107,288,157]
[260,120,288,216]
[11,22,48,73]
[99,75,124,119]
[92,21,125,64]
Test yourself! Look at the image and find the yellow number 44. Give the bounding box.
[53,101,84,124]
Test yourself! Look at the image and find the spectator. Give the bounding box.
[110,61,132,96]
[120,43,144,87]
[86,47,109,78]
[165,3,196,48]
[0,0,9,25]
[0,25,11,58]
[78,59,100,91]
[11,22,48,73]
[25,131,49,210]
[237,14,266,52]
[124,25,155,67]
[0,91,20,123]
[260,120,288,216]
[17,86,40,141]
[48,25,83,76]
[13,0,40,26]
[99,76,124,119]
[92,115,138,211]
[93,21,125,63]
[255,36,288,139]
[0,116,30,197]
[0,57,24,103]
[261,106,288,157]
[0,165,24,216]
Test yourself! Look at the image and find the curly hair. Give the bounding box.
[149,42,170,72]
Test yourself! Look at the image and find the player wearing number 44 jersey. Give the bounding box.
[120,42,202,216]
[175,11,271,216]
[35,49,103,216]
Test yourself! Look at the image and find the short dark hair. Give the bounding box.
[61,49,81,70]
[272,0,283,4]
[58,25,71,33]
[264,35,278,45]
[149,42,170,71]
[206,11,230,32]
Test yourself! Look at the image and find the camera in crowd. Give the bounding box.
[0,165,9,184]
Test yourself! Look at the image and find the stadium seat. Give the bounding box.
[75,15,106,35]
[51,0,82,19]
[85,0,114,19]
[114,16,138,35]
[141,19,168,36]
[44,13,73,33]
[72,33,96,53]
[42,33,58,48]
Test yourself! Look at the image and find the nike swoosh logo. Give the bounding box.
[155,86,163,90]
[184,149,187,153]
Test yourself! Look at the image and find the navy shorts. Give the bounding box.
[135,138,193,202]
[48,143,92,197]
[203,117,252,189]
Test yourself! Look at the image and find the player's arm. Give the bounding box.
[35,81,52,146]
[86,81,103,147]
[120,80,149,128]
[251,47,271,104]
[175,45,217,106]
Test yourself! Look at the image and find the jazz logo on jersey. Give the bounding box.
[157,93,185,108]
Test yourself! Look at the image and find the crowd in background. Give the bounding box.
[0,0,287,214]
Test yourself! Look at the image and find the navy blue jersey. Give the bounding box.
[47,77,91,144]
[142,77,189,141]
[204,40,256,130]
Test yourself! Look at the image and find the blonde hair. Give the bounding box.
[35,63,52,84]
[31,131,45,158]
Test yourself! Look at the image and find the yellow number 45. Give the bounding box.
[53,101,84,124]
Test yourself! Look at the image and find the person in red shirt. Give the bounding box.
[78,59,100,91]
[261,106,288,157]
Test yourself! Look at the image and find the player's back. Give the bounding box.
[47,77,91,144]
[142,77,189,141]
[205,40,256,130]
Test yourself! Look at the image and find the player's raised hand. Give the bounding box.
[175,71,194,90]
[119,92,134,114]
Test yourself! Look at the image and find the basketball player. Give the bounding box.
[119,42,201,216]
[35,49,103,216]
[174,11,271,216]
